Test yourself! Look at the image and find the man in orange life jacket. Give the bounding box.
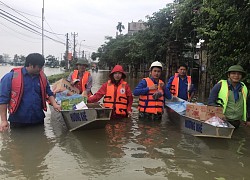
[67,59,92,96]
[167,64,195,101]
[133,61,172,121]
[87,65,133,119]
[0,53,61,132]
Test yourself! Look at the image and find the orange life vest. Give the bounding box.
[138,78,164,114]
[71,70,90,92]
[103,80,128,116]
[170,73,191,99]
[9,68,47,114]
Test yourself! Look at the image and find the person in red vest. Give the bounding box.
[67,59,92,96]
[87,65,133,119]
[133,61,172,121]
[167,64,195,101]
[0,53,61,132]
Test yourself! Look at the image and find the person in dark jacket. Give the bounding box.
[166,64,195,101]
[0,53,61,132]
[208,65,250,128]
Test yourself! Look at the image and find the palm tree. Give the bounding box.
[116,22,125,35]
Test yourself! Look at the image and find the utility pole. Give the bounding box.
[78,40,85,59]
[65,33,69,71]
[42,0,44,56]
[198,45,208,102]
[71,32,78,60]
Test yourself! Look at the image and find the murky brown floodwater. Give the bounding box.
[1,66,250,180]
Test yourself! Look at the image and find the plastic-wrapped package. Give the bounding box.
[205,116,229,127]
[73,101,88,110]
[167,101,189,115]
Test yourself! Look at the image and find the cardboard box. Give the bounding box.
[52,78,80,95]
[186,103,207,120]
[207,106,225,120]
[186,103,224,121]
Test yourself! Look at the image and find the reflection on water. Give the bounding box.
[1,69,250,179]
[0,126,54,179]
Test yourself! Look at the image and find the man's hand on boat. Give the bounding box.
[53,103,62,112]
[0,119,9,132]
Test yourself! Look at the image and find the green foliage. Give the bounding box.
[47,72,70,84]
[45,55,59,67]
[194,0,250,82]
[92,3,177,69]
[92,0,250,84]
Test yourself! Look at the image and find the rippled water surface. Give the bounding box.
[0,66,250,180]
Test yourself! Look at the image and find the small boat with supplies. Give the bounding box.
[50,103,112,131]
[165,98,235,138]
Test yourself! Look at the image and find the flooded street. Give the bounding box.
[1,66,250,179]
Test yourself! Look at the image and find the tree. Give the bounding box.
[194,0,250,82]
[116,22,125,35]
[0,55,3,63]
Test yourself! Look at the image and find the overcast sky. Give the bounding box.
[0,0,173,59]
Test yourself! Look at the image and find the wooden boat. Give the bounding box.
[50,103,112,131]
[165,98,235,138]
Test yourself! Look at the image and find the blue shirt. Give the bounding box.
[133,78,172,99]
[0,67,53,124]
[166,75,195,101]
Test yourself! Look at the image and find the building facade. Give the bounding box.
[127,20,147,35]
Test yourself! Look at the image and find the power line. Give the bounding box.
[45,19,65,41]
[0,21,41,42]
[0,1,64,36]
[0,11,65,45]
[0,13,41,36]
[1,3,41,18]
[0,1,42,30]
[0,8,42,32]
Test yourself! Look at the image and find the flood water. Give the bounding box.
[0,65,250,180]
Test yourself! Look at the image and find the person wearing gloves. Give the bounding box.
[87,65,133,120]
[208,65,250,128]
[133,61,172,121]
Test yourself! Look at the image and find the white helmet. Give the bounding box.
[150,61,163,70]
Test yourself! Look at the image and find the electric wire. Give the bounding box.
[0,21,40,42]
[0,1,65,39]
[0,11,65,45]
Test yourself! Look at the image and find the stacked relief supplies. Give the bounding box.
[52,79,88,110]
[55,90,88,110]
